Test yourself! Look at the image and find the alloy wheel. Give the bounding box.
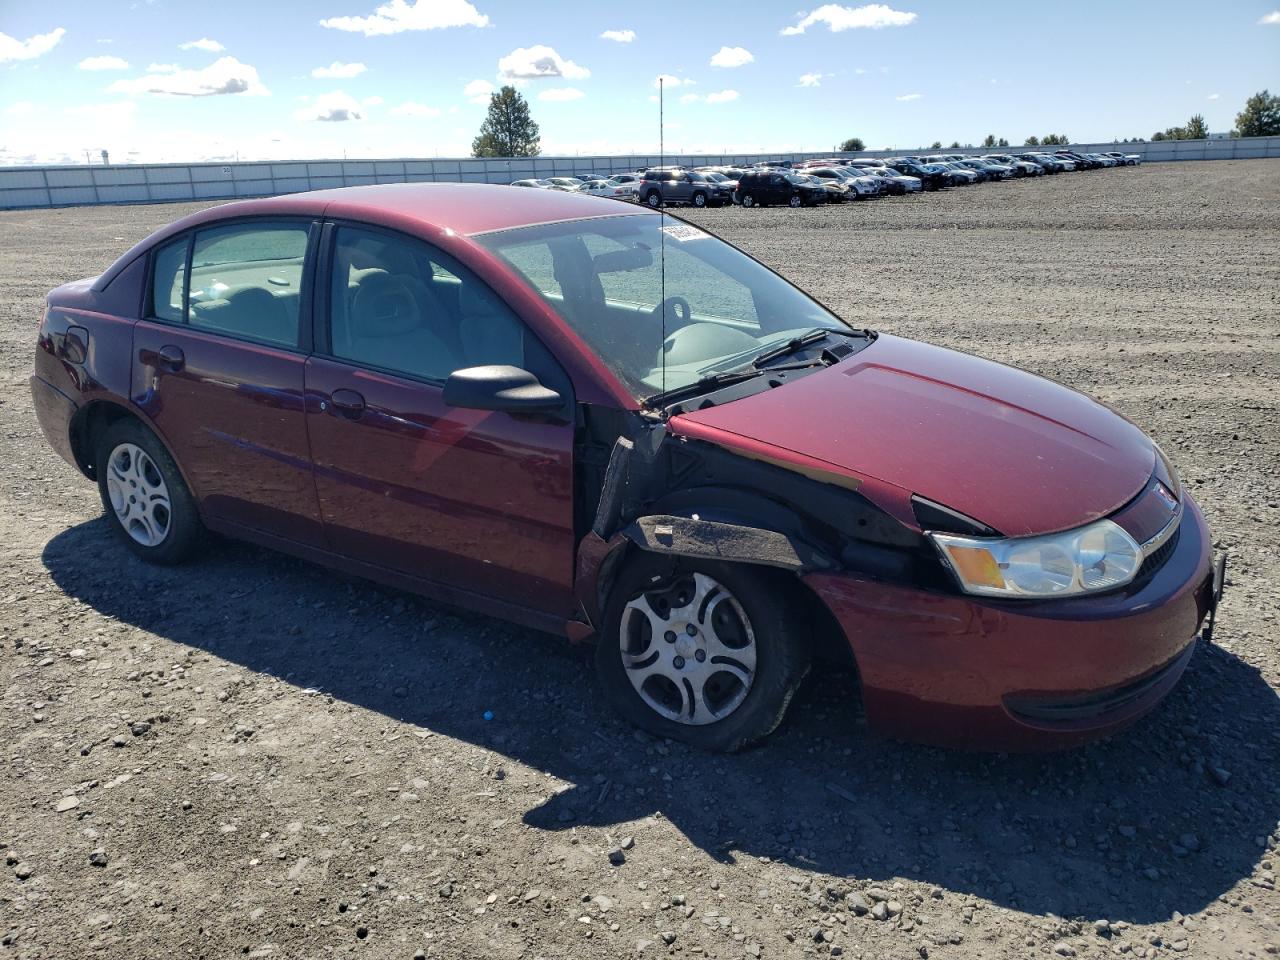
[618,572,757,726]
[105,442,172,547]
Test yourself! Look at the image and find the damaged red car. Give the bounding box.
[31,184,1224,751]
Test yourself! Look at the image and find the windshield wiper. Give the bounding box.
[751,327,861,368]
[643,360,825,410]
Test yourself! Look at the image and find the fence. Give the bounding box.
[1,136,1277,210]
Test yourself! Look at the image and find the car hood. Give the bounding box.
[669,334,1155,537]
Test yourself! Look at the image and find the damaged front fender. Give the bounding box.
[623,513,835,572]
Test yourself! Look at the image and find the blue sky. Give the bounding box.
[1,0,1278,164]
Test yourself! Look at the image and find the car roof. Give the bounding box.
[93,183,649,292]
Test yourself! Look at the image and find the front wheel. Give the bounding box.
[691,191,707,208]
[96,418,203,564]
[788,193,803,208]
[596,556,811,752]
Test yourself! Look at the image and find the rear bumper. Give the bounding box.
[804,494,1215,751]
[31,374,80,471]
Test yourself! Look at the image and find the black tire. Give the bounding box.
[644,190,662,208]
[95,418,203,564]
[788,194,803,208]
[595,554,811,752]
[691,191,707,208]
[741,193,756,208]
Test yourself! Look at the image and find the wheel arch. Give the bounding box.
[70,399,197,499]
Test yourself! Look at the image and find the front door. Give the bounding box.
[132,219,324,546]
[303,224,576,616]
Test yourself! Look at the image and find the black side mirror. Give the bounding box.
[443,365,563,414]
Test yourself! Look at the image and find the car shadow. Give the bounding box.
[43,518,1279,925]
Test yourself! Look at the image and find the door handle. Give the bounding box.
[157,345,185,371]
[328,388,366,419]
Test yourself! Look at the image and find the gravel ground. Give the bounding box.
[1,159,1278,960]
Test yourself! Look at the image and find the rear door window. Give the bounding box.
[187,223,310,348]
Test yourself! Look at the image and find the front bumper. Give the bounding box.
[804,493,1216,750]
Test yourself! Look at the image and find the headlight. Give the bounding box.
[930,519,1142,599]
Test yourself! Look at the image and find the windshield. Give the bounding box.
[476,214,852,400]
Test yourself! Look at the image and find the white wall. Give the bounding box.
[2,137,1277,210]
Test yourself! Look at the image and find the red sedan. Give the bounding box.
[30,184,1223,751]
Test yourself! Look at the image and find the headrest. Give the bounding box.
[350,273,422,338]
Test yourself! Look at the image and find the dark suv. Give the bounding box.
[638,169,733,208]
[733,171,825,208]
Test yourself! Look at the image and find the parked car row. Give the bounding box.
[508,148,1142,209]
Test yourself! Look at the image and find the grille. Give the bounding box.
[1136,527,1180,583]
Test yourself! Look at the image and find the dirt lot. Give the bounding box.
[1,159,1278,960]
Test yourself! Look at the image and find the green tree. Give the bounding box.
[1184,114,1209,139]
[1234,89,1280,137]
[1041,133,1069,146]
[471,85,540,158]
[930,140,942,149]
[1024,135,1040,146]
[981,134,997,148]
[948,141,961,148]
[837,137,865,152]
[997,137,1009,147]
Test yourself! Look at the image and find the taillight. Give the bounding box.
[38,299,48,327]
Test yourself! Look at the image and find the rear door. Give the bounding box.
[303,223,577,616]
[132,219,324,546]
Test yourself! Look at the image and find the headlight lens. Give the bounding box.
[930,519,1142,599]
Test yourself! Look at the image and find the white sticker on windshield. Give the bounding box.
[660,224,708,243]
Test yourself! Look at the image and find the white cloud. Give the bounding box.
[312,61,367,79]
[782,4,916,35]
[179,38,224,52]
[895,92,923,101]
[64,101,138,127]
[297,91,364,122]
[538,87,585,102]
[680,93,700,104]
[0,27,66,63]
[1258,10,1280,24]
[362,95,384,106]
[147,63,179,73]
[390,101,441,117]
[1207,93,1220,100]
[498,45,589,81]
[320,0,489,35]
[6,101,35,116]
[464,78,495,104]
[710,45,753,68]
[109,57,269,97]
[654,74,694,88]
[705,89,739,103]
[78,55,129,71]
[797,72,824,87]
[600,29,635,42]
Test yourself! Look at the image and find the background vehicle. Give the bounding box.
[639,169,733,208]
[734,171,825,207]
[544,177,585,191]
[887,159,948,190]
[1105,151,1142,165]
[985,154,1045,177]
[575,178,636,201]
[511,178,554,188]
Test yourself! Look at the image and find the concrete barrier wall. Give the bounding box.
[2,136,1277,210]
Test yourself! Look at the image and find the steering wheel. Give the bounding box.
[650,296,692,330]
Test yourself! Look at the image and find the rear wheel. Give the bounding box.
[691,191,707,208]
[788,194,803,208]
[95,418,202,564]
[644,190,662,208]
[741,193,755,208]
[596,555,811,752]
